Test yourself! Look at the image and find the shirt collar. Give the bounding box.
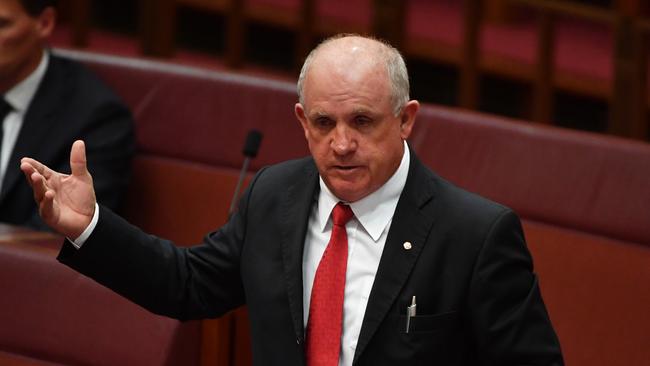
[317,140,411,241]
[4,50,49,113]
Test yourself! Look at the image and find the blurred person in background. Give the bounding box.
[0,0,134,230]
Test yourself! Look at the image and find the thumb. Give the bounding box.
[70,140,89,177]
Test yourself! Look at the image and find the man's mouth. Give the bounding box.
[330,165,363,176]
[332,164,361,170]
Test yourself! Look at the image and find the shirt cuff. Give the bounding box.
[69,203,99,249]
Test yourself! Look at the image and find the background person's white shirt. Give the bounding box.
[1,51,49,191]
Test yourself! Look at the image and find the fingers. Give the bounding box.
[20,161,36,188]
[28,169,49,204]
[25,169,58,223]
[39,189,56,222]
[20,157,54,180]
[20,158,61,205]
[70,140,89,178]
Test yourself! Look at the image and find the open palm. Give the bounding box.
[20,140,96,239]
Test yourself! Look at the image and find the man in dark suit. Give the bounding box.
[21,35,563,365]
[0,0,134,230]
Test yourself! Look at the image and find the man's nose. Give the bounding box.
[331,124,357,155]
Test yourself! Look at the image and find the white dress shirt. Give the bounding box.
[1,51,49,191]
[302,141,410,366]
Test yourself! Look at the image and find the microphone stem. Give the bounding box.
[229,156,251,216]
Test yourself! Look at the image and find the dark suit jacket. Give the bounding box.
[0,53,135,230]
[58,152,563,365]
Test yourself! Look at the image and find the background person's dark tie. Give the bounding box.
[306,202,354,366]
[0,98,13,168]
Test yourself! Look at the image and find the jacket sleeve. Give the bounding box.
[57,166,267,321]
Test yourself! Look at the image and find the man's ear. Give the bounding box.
[295,103,310,140]
[36,7,57,39]
[399,100,420,140]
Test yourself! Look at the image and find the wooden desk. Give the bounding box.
[0,223,62,252]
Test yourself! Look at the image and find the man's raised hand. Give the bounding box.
[20,140,97,239]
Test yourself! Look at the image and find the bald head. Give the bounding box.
[297,35,410,116]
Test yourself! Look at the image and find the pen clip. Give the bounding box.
[405,296,416,333]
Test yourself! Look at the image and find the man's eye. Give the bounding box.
[314,118,334,128]
[354,116,372,126]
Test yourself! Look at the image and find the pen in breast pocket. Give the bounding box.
[405,296,416,333]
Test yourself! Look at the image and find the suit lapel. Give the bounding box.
[1,55,64,201]
[280,160,319,348]
[353,155,437,364]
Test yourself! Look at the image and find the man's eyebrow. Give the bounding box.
[351,108,379,117]
[308,110,330,118]
[307,107,376,119]
[352,108,371,114]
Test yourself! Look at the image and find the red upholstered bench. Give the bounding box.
[55,49,308,172]
[411,105,650,365]
[411,105,650,244]
[0,229,200,366]
[176,0,637,99]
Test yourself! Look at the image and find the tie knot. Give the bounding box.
[332,203,354,227]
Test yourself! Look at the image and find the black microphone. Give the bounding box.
[229,130,263,216]
[243,129,263,158]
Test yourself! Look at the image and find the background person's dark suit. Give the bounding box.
[58,151,563,365]
[0,53,135,230]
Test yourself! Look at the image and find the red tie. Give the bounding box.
[306,202,354,366]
